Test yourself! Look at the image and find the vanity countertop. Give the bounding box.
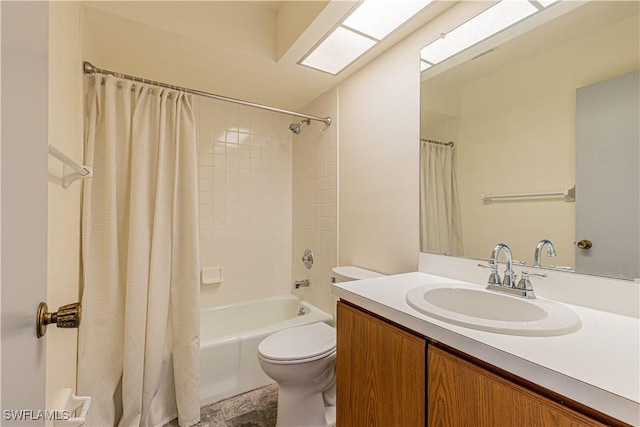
[332,272,640,426]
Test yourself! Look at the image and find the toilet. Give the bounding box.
[257,266,384,427]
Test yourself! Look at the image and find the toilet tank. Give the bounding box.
[331,266,384,283]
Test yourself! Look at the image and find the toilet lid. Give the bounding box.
[258,322,336,362]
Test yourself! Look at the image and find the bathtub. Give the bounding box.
[199,294,333,406]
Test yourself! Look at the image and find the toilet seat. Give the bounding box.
[259,322,336,364]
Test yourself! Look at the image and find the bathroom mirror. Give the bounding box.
[420,1,639,280]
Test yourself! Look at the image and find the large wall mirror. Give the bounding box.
[420,1,639,280]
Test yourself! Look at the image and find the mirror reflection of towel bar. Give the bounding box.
[482,186,575,204]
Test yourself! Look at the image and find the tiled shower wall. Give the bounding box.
[291,87,339,317]
[195,96,294,308]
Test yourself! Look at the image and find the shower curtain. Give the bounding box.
[420,141,463,256]
[78,74,200,427]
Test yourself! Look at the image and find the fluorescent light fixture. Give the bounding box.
[420,60,432,72]
[343,0,433,40]
[300,0,433,75]
[301,26,377,75]
[421,0,538,65]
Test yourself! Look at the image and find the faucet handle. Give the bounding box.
[477,262,501,285]
[528,272,548,279]
[516,271,546,291]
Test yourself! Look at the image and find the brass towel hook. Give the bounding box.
[36,302,81,338]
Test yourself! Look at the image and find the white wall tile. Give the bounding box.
[196,100,293,308]
[291,87,339,317]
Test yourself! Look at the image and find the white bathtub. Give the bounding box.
[199,294,333,406]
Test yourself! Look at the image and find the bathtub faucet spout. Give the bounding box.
[294,279,310,289]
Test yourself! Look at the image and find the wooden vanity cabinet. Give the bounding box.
[427,346,607,427]
[336,301,621,427]
[336,301,426,427]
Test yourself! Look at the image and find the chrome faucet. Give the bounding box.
[490,243,517,288]
[479,243,538,298]
[533,239,556,268]
[294,279,310,289]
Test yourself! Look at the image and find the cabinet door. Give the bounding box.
[427,346,605,427]
[336,301,426,427]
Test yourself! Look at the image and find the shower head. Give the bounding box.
[289,118,311,135]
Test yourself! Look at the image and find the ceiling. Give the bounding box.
[81,1,454,112]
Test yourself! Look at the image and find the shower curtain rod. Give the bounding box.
[421,138,454,147]
[83,61,332,126]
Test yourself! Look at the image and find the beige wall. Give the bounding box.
[337,43,420,274]
[47,1,83,415]
[336,2,488,274]
[292,87,338,316]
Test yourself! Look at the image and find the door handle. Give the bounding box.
[576,239,593,250]
[36,302,81,338]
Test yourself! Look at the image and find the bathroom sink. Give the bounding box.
[405,283,581,336]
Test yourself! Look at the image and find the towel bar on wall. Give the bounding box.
[48,144,92,188]
[482,186,575,204]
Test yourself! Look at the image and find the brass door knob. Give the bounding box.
[576,239,593,250]
[36,302,81,338]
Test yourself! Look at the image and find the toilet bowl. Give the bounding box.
[258,322,337,427]
[258,266,384,427]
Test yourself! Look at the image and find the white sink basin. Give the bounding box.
[405,282,581,336]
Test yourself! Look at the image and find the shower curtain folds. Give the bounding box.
[78,74,201,427]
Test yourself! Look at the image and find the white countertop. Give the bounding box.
[332,272,640,426]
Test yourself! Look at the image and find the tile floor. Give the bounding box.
[165,383,278,427]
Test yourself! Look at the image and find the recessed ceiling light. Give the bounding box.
[343,0,434,41]
[301,26,377,75]
[421,0,538,65]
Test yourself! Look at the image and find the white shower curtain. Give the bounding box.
[78,74,200,427]
[420,141,463,256]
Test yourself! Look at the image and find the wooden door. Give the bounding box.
[336,301,426,427]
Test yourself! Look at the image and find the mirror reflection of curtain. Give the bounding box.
[420,141,463,255]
